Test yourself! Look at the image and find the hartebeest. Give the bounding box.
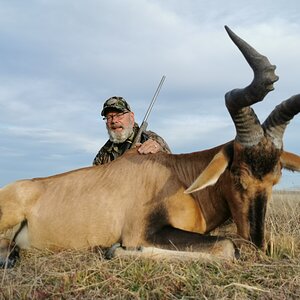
[1,26,300,267]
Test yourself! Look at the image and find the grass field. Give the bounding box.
[0,191,299,299]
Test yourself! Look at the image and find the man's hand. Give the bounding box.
[137,139,162,154]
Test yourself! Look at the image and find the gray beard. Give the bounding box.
[107,125,134,144]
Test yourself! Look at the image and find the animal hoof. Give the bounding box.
[0,256,18,268]
[104,243,122,259]
[234,244,241,260]
[0,246,20,268]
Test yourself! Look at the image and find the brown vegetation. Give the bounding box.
[0,191,299,299]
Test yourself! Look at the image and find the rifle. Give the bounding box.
[131,75,166,148]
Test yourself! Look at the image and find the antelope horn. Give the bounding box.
[263,94,300,149]
[224,26,279,146]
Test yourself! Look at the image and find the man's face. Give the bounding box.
[105,110,135,143]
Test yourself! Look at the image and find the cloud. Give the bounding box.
[4,125,99,154]
[1,1,300,189]
[151,113,233,152]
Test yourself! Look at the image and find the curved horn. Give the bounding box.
[224,26,279,146]
[263,94,300,149]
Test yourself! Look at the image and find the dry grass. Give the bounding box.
[0,191,299,299]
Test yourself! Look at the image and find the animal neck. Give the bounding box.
[170,145,224,188]
[169,145,232,231]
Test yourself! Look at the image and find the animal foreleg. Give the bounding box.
[146,226,237,260]
[109,245,233,262]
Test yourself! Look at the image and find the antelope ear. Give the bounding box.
[184,149,229,194]
[280,151,300,172]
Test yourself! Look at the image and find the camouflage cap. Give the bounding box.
[101,96,132,116]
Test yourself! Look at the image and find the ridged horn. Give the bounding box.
[263,94,300,149]
[224,26,279,146]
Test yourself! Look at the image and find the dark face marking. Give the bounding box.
[248,192,267,248]
[243,143,280,180]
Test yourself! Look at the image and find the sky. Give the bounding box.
[1,0,300,190]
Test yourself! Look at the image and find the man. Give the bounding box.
[93,96,171,165]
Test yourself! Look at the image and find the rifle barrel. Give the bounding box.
[143,75,166,123]
[130,75,166,148]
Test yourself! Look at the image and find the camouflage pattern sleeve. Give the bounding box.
[93,148,109,165]
[144,130,171,153]
[93,141,114,165]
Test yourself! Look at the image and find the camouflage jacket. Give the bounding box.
[93,123,171,165]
